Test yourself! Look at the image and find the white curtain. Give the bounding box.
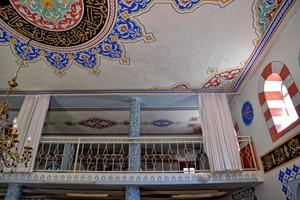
[14,95,50,172]
[198,94,242,172]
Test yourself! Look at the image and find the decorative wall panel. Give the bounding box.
[261,132,300,173]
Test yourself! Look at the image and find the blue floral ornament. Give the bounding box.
[242,101,254,126]
[0,28,9,42]
[113,17,142,40]
[14,41,41,61]
[45,52,70,70]
[96,37,122,59]
[174,0,201,10]
[73,50,98,69]
[119,0,152,14]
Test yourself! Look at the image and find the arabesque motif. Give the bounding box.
[254,0,283,37]
[202,68,243,89]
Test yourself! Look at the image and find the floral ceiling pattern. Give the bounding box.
[0,0,288,89]
[45,118,179,130]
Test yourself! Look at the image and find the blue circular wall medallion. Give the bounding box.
[242,101,254,126]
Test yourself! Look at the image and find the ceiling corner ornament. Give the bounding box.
[202,67,243,89]
[0,0,233,77]
[252,0,284,42]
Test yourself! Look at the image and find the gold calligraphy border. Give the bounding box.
[260,131,300,174]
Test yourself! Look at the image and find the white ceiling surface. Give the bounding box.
[42,110,200,135]
[0,0,256,91]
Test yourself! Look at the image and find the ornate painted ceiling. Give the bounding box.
[0,0,293,92]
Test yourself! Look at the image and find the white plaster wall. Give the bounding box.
[229,5,300,200]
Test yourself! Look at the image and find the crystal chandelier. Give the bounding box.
[0,77,32,172]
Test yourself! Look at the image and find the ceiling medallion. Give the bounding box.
[1,0,115,50]
[10,0,84,32]
[0,0,234,76]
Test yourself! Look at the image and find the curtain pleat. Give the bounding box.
[198,94,242,172]
[14,95,50,173]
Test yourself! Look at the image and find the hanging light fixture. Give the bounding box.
[0,72,32,172]
[0,0,52,172]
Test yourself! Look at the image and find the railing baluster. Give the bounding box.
[103,143,108,171]
[144,143,148,171]
[44,143,52,170]
[167,144,173,171]
[248,137,257,170]
[151,143,157,171]
[112,143,116,171]
[95,143,100,172]
[176,143,180,171]
[73,138,80,173]
[192,142,197,171]
[160,143,164,172]
[119,143,124,171]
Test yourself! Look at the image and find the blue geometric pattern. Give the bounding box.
[152,119,174,127]
[129,97,141,172]
[126,186,140,200]
[278,164,300,200]
[0,0,232,76]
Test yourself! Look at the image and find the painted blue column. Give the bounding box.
[4,184,21,200]
[125,186,140,200]
[126,97,141,200]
